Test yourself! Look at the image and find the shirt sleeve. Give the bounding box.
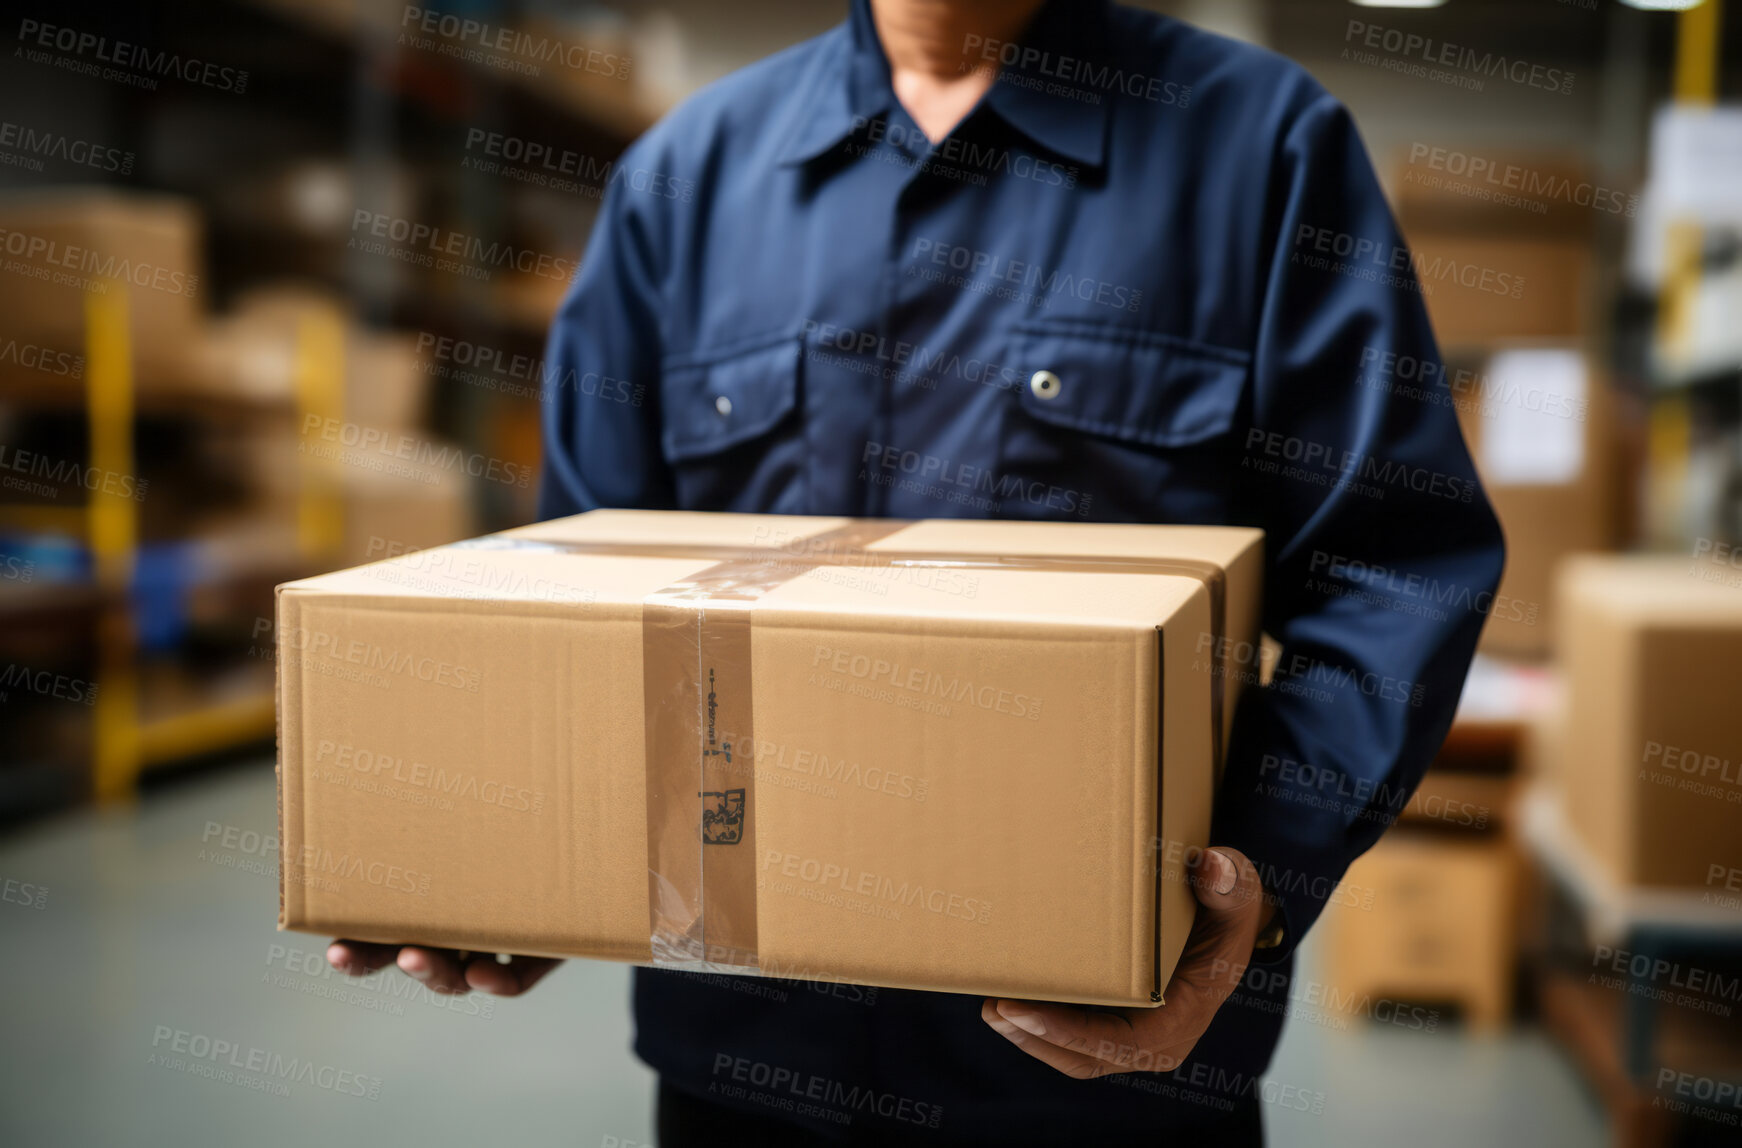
[538,164,676,519]
[1217,93,1506,962]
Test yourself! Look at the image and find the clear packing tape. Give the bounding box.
[465,519,1228,976]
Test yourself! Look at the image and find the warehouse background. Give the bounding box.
[1,0,1739,1144]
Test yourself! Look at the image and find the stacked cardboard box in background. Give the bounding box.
[0,191,472,812]
[1545,555,1742,889]
[1391,150,1599,348]
[1452,348,1623,657]
[1310,159,1627,1029]
[0,191,203,394]
[1323,833,1518,1032]
[0,193,472,567]
[196,286,474,565]
[1390,150,1628,659]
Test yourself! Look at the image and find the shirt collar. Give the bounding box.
[772,14,889,168]
[776,0,1112,170]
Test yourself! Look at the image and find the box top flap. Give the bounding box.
[1564,555,1742,624]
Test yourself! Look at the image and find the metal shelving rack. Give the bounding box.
[4,0,658,806]
[1641,0,1741,552]
[42,282,348,802]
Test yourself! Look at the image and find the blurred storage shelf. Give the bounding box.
[1539,973,1701,1148]
[1521,788,1742,947]
[0,231,344,801]
[0,370,298,416]
[0,579,106,623]
[137,660,278,769]
[137,692,276,769]
[1526,785,1742,1148]
[240,0,663,140]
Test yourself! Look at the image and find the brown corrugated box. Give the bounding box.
[194,287,430,425]
[1390,150,1612,243]
[1554,555,1742,889]
[334,465,475,568]
[0,190,202,386]
[228,415,475,563]
[275,510,1263,1006]
[1393,151,1617,657]
[1321,832,1518,1032]
[1390,150,1599,348]
[1453,350,1619,657]
[1406,234,1592,347]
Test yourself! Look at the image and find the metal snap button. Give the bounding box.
[714,395,733,417]
[1030,370,1062,401]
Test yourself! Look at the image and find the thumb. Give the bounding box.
[1189,847,1263,916]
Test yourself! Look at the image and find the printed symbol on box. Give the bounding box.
[700,789,745,845]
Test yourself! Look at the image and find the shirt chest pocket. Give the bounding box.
[659,332,806,512]
[1001,321,1250,521]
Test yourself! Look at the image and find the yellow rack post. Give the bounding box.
[87,281,140,804]
[296,305,347,561]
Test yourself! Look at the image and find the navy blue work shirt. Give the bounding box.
[539,0,1505,1140]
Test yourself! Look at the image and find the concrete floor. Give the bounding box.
[0,761,1606,1146]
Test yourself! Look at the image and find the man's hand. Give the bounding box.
[981,846,1270,1078]
[326,941,560,997]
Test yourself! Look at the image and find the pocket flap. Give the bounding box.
[1013,323,1249,448]
[660,334,802,463]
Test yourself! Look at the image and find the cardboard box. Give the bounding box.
[1391,150,1607,242]
[195,288,429,425]
[0,191,202,386]
[1453,348,1618,657]
[223,401,472,541]
[1403,232,1592,347]
[276,511,1263,1006]
[1555,556,1742,889]
[346,331,428,430]
[337,465,475,568]
[1321,832,1517,1031]
[1390,153,1600,349]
